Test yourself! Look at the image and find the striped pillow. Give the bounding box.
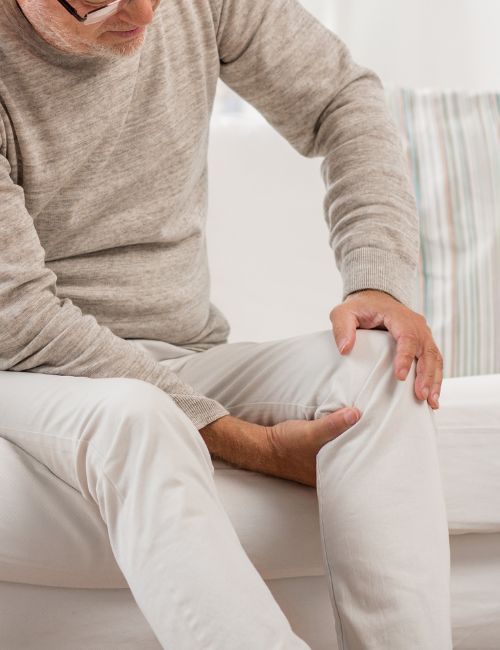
[383,88,500,378]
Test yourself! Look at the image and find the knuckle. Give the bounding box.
[424,344,441,359]
[400,343,417,356]
[400,327,418,338]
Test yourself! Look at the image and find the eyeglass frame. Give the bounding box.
[55,0,128,25]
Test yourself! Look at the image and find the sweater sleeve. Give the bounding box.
[214,0,419,306]
[0,153,230,431]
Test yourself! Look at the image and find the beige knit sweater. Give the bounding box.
[0,0,419,429]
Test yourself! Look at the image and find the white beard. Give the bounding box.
[19,0,146,59]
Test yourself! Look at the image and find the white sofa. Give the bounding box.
[1,109,499,650]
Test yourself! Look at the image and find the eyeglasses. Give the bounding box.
[55,0,130,25]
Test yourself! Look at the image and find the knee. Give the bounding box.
[316,329,398,417]
[349,328,402,391]
[341,329,419,409]
[349,329,396,367]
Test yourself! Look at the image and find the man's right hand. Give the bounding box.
[263,407,361,488]
[200,407,361,489]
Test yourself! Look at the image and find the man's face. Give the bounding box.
[18,0,160,58]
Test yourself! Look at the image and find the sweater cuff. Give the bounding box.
[171,394,231,431]
[142,362,231,431]
[340,247,417,308]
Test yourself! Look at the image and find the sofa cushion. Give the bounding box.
[384,88,500,377]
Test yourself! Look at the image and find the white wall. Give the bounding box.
[215,0,500,117]
[323,0,500,91]
[208,1,500,342]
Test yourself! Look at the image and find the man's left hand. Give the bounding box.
[329,289,443,409]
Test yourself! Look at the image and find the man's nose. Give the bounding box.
[120,0,156,26]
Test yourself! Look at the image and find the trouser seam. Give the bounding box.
[316,460,346,650]
[316,335,396,650]
[93,448,217,649]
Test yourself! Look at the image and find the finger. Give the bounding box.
[415,340,442,401]
[415,353,434,401]
[392,332,418,381]
[428,357,443,409]
[313,407,361,446]
[330,305,358,354]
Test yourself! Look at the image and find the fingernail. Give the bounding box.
[432,393,439,406]
[344,409,359,426]
[397,367,407,380]
[339,338,348,353]
[421,387,429,400]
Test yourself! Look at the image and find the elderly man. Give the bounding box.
[0,0,451,648]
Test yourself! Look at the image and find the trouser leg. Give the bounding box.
[167,328,453,649]
[0,371,311,650]
[314,331,452,649]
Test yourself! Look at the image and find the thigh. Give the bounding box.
[0,370,162,496]
[0,371,91,491]
[162,328,394,426]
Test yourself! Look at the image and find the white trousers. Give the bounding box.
[0,329,452,649]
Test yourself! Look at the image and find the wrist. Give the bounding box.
[199,415,269,471]
[346,288,400,304]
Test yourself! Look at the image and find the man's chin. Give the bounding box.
[93,30,146,59]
